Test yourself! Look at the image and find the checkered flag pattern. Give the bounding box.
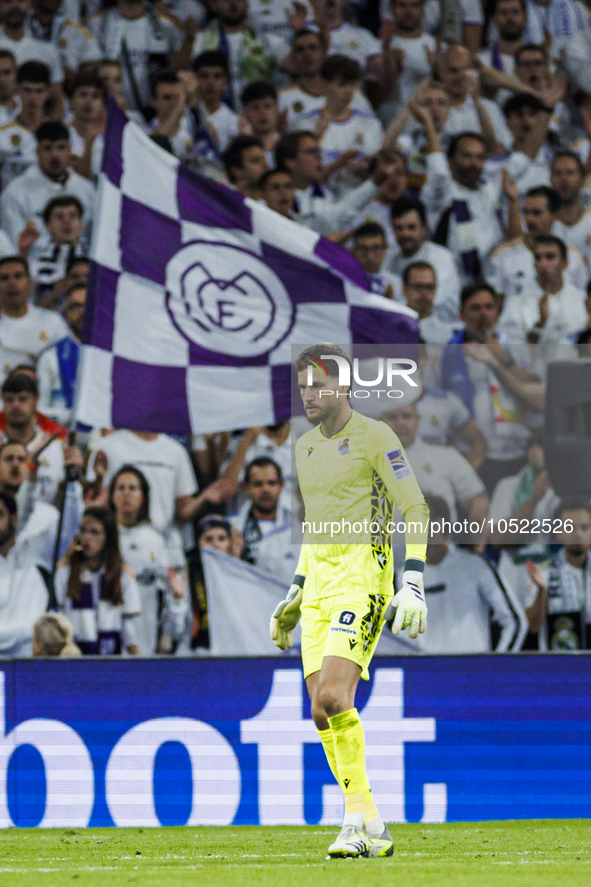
[74,100,419,434]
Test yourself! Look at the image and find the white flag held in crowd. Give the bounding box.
[74,101,419,435]
[202,548,301,656]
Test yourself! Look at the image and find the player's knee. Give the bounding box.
[317,683,347,718]
[310,696,329,727]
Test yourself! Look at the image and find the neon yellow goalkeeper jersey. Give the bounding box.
[294,410,429,602]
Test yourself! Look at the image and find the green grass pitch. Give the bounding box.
[0,821,590,887]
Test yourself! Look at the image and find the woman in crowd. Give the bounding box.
[188,514,243,650]
[55,507,141,656]
[109,464,188,655]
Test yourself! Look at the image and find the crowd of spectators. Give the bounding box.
[0,0,590,657]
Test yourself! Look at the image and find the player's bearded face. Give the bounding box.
[298,368,347,425]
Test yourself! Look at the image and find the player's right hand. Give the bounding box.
[385,571,427,639]
[269,583,303,650]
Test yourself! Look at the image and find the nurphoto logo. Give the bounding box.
[306,353,419,399]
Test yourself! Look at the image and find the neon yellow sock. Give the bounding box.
[327,708,367,823]
[317,728,342,788]
[319,724,383,831]
[364,784,381,825]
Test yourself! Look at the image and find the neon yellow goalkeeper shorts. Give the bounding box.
[300,591,392,681]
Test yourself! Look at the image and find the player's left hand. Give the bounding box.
[270,583,303,650]
[385,571,427,639]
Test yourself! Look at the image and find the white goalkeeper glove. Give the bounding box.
[385,569,427,639]
[270,577,304,650]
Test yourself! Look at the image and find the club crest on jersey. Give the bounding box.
[338,438,350,456]
[386,448,412,480]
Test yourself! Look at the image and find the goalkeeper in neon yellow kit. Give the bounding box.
[270,344,429,860]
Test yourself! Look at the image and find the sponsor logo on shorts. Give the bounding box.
[339,610,356,625]
[329,626,358,635]
[348,639,358,651]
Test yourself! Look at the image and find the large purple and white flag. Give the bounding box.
[75,101,418,434]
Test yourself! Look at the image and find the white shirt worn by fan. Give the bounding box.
[412,545,525,653]
[444,96,512,150]
[86,430,198,534]
[553,210,591,273]
[500,279,588,344]
[283,85,373,128]
[488,237,587,301]
[204,103,239,153]
[0,32,64,83]
[302,109,383,198]
[69,127,104,180]
[0,560,49,657]
[379,32,436,122]
[325,21,381,67]
[0,305,70,384]
[404,437,485,521]
[118,521,189,655]
[0,121,37,190]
